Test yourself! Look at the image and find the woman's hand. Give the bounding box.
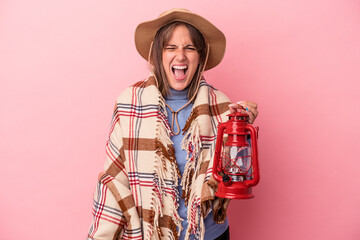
[228,101,258,124]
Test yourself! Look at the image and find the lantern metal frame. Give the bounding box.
[212,112,260,199]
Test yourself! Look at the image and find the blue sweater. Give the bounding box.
[165,88,229,240]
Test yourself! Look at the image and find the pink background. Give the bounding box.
[1,0,359,239]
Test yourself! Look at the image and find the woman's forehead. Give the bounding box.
[162,23,202,47]
[166,25,193,44]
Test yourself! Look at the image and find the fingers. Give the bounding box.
[247,108,256,124]
[228,103,244,113]
[228,104,236,113]
[245,105,258,123]
[240,102,258,124]
[240,101,258,109]
[228,101,259,124]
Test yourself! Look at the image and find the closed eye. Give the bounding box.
[164,45,197,51]
[185,45,197,51]
[164,45,177,50]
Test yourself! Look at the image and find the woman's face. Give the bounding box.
[162,24,200,91]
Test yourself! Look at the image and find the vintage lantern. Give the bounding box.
[212,112,260,199]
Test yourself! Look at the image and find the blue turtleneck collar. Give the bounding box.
[165,87,188,100]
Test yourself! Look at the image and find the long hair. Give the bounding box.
[150,21,207,100]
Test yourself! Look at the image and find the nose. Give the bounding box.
[175,48,186,61]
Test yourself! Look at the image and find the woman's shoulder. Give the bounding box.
[199,79,231,102]
[131,76,157,88]
[115,76,158,103]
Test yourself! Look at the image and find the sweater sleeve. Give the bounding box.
[87,103,142,240]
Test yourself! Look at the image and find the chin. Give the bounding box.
[170,81,191,91]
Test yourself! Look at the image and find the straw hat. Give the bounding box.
[134,8,226,70]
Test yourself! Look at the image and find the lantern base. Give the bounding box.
[215,182,254,199]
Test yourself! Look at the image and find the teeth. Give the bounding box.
[172,65,188,70]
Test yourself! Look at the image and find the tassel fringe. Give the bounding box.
[148,92,183,239]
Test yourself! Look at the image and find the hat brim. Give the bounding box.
[135,10,226,70]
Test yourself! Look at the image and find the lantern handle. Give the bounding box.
[245,125,260,187]
[213,122,227,183]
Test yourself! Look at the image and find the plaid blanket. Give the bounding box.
[87,76,231,240]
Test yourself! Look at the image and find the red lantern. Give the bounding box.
[212,112,260,199]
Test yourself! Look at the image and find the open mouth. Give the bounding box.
[172,65,188,80]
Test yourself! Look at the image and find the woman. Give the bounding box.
[87,8,258,240]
